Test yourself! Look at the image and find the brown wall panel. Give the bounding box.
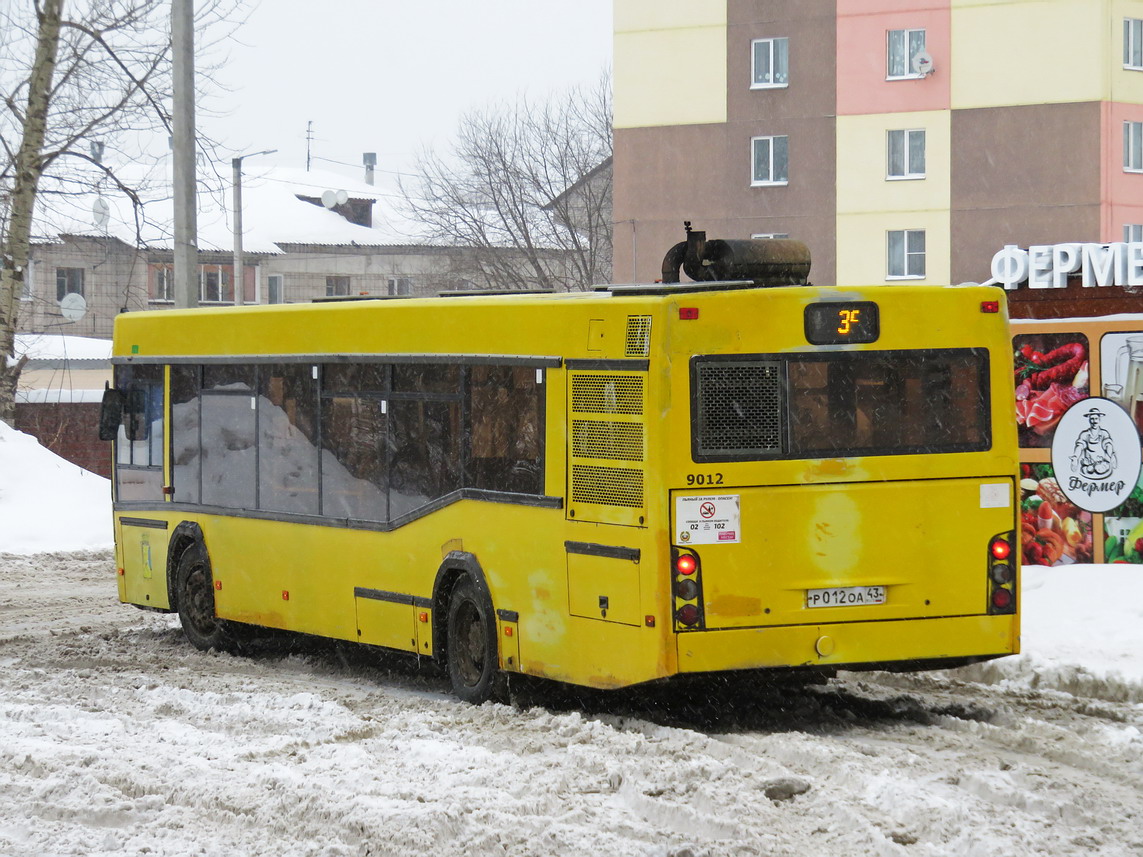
[950,102,1103,285]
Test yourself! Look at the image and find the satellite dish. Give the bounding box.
[335,189,349,206]
[59,292,87,322]
[92,197,110,231]
[912,50,934,76]
[321,189,337,209]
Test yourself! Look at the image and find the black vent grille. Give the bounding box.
[695,361,783,457]
[571,375,644,415]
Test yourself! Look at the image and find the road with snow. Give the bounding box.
[1,551,1141,857]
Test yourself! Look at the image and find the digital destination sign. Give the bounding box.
[804,302,880,345]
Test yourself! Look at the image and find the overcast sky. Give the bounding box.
[203,1,614,183]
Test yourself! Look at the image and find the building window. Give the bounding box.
[326,276,351,297]
[887,230,926,279]
[751,233,790,239]
[1126,19,1143,69]
[751,37,789,88]
[267,275,284,304]
[387,276,413,296]
[887,129,926,179]
[151,265,173,302]
[887,28,926,79]
[200,266,230,303]
[1125,121,1143,172]
[21,261,34,301]
[751,135,788,186]
[1126,224,1143,243]
[55,267,84,301]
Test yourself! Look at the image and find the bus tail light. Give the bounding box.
[672,547,705,630]
[987,531,1016,614]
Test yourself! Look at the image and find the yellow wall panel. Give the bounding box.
[835,211,952,287]
[836,112,952,216]
[951,0,1110,108]
[1113,0,1143,105]
[614,0,728,128]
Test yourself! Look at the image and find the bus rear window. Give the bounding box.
[692,349,990,461]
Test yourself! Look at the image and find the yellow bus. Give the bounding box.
[103,235,1019,703]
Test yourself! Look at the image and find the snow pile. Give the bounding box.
[956,564,1143,701]
[0,421,112,554]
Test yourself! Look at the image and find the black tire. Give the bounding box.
[175,543,230,651]
[446,576,504,704]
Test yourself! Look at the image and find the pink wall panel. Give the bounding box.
[837,3,951,115]
[1103,101,1143,242]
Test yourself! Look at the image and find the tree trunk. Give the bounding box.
[0,0,64,426]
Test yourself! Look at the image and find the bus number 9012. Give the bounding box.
[686,473,724,486]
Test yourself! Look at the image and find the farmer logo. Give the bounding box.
[1051,398,1142,513]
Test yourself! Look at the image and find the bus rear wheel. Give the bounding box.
[446,576,504,704]
[175,543,229,652]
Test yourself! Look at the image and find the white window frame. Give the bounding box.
[55,266,85,301]
[887,229,926,280]
[199,265,230,303]
[326,275,351,297]
[1126,224,1143,243]
[887,28,926,80]
[751,37,789,89]
[267,274,284,304]
[1125,121,1143,172]
[150,266,173,303]
[751,135,789,186]
[1126,18,1143,69]
[21,260,34,301]
[387,276,413,296]
[887,129,926,180]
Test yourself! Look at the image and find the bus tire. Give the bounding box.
[446,575,504,704]
[175,543,229,652]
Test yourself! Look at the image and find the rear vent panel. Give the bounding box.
[695,360,783,458]
[571,376,644,415]
[625,316,652,357]
[568,372,647,524]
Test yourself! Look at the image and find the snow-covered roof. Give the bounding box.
[14,334,112,361]
[30,162,432,254]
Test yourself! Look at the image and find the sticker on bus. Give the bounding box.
[676,494,741,544]
[806,586,887,608]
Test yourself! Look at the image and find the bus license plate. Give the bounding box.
[806,586,886,608]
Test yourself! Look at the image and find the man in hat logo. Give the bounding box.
[1070,407,1118,480]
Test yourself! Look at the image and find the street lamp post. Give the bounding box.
[232,149,277,306]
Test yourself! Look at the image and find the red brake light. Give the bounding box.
[990,539,1011,560]
[991,588,1013,610]
[676,604,701,626]
[676,554,697,575]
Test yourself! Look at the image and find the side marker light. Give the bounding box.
[679,307,699,320]
[981,300,1000,313]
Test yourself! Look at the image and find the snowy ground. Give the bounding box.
[2,425,1142,856]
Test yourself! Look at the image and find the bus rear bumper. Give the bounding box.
[676,614,1020,674]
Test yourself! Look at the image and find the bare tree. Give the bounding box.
[0,0,243,425]
[402,75,612,293]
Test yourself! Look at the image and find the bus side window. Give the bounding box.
[467,365,542,495]
[113,364,165,503]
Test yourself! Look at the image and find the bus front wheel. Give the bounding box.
[175,543,228,651]
[446,576,504,704]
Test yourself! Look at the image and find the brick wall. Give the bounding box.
[14,402,112,478]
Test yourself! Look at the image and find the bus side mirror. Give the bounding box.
[99,386,124,441]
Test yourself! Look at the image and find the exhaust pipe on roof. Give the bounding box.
[661,221,812,287]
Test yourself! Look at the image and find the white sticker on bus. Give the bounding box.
[676,494,741,545]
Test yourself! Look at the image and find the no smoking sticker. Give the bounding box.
[676,495,741,544]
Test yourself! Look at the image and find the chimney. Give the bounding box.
[363,152,377,186]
